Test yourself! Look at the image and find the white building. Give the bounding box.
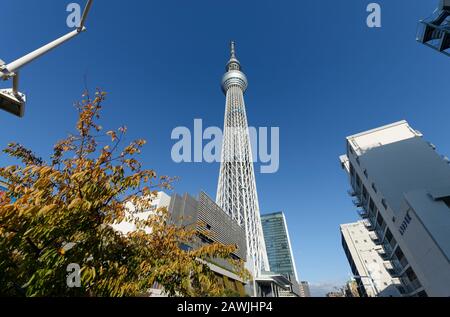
[112,191,171,235]
[341,221,402,297]
[299,281,311,297]
[340,120,450,297]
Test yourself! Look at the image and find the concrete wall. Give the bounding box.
[341,120,450,297]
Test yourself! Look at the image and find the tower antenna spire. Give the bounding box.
[230,41,236,59]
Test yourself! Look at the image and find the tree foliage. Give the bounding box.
[0,91,248,297]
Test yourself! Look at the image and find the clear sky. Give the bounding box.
[1,0,448,296]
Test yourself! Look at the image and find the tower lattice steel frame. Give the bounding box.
[216,42,270,282]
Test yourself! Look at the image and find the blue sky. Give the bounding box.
[1,0,448,296]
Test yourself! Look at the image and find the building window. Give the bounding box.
[363,169,368,178]
[369,199,375,213]
[417,291,428,297]
[381,199,388,210]
[385,229,393,243]
[372,183,377,193]
[406,267,418,283]
[439,196,450,208]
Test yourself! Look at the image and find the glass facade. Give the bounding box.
[261,212,298,280]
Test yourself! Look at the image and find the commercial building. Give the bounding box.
[341,221,402,297]
[170,192,291,297]
[340,120,450,297]
[169,192,247,270]
[344,280,360,297]
[113,191,264,297]
[326,291,344,298]
[299,281,311,298]
[261,212,300,297]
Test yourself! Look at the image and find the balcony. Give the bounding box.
[362,219,373,230]
[383,261,396,272]
[368,216,377,228]
[402,278,422,295]
[391,278,405,295]
[391,259,403,275]
[376,224,387,242]
[382,242,394,259]
[357,209,369,219]
[369,232,379,243]
[376,247,387,259]
[352,198,363,208]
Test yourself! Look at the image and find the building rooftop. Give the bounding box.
[346,120,422,155]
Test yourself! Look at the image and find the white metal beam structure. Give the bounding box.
[0,0,94,117]
[216,42,270,295]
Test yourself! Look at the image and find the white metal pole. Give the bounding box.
[4,27,86,74]
[79,0,94,31]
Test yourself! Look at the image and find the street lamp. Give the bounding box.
[0,0,94,118]
[417,0,450,56]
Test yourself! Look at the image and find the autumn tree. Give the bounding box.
[0,91,248,297]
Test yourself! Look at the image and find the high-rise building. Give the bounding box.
[299,281,311,298]
[343,280,359,298]
[261,212,300,296]
[216,42,269,283]
[340,120,450,297]
[340,221,402,297]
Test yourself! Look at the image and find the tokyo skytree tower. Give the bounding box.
[216,42,270,280]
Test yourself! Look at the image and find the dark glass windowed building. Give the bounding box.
[261,212,300,296]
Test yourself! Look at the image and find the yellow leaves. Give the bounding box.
[0,89,192,297]
[81,266,97,284]
[83,201,93,210]
[40,166,53,175]
[37,204,58,217]
[107,131,117,142]
[71,171,88,182]
[19,205,39,217]
[68,198,83,210]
